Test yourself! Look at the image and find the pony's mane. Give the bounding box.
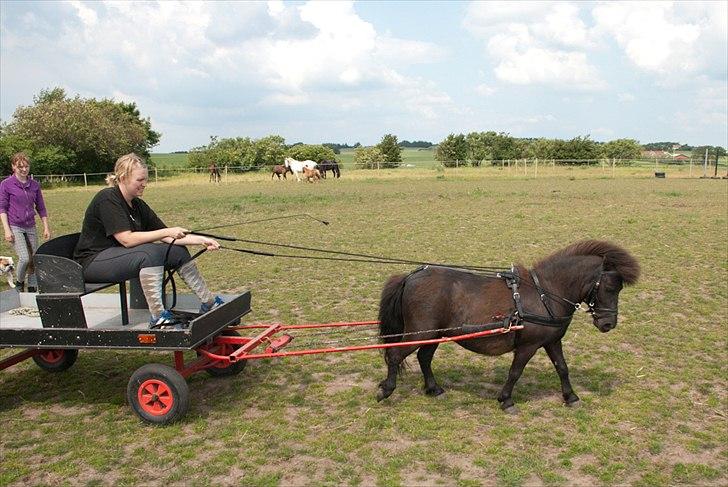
[534,240,640,285]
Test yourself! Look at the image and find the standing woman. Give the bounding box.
[0,152,51,291]
[74,153,223,327]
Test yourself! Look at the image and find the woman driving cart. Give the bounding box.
[74,153,223,328]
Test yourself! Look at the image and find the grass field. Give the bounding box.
[1,167,726,486]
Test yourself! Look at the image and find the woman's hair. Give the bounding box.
[11,152,30,168]
[107,153,147,186]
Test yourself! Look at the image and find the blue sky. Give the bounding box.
[1,1,726,152]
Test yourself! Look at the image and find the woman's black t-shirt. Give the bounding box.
[73,186,166,269]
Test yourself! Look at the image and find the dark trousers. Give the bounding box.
[83,243,191,283]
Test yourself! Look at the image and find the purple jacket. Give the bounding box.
[0,175,48,228]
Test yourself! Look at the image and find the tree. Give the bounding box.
[435,134,467,167]
[353,146,384,169]
[523,138,556,161]
[602,139,642,160]
[256,135,287,167]
[2,87,159,174]
[465,132,491,166]
[286,144,336,163]
[561,135,600,164]
[377,134,402,168]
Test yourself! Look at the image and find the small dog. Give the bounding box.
[0,256,17,288]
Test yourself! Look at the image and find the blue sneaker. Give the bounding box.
[150,310,176,328]
[199,296,224,314]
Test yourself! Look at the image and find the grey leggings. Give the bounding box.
[83,243,191,283]
[10,225,38,286]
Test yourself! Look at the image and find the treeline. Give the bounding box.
[187,136,337,169]
[187,134,405,170]
[434,132,645,167]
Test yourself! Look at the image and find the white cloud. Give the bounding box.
[1,0,453,149]
[618,93,635,102]
[592,2,701,74]
[464,1,605,90]
[475,84,496,96]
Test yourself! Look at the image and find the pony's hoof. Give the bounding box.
[502,405,519,415]
[425,386,445,397]
[376,388,392,402]
[565,399,581,408]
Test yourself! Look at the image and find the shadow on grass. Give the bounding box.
[0,347,618,420]
[0,350,276,419]
[413,362,618,405]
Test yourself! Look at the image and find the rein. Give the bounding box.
[191,230,508,273]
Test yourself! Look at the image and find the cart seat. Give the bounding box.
[34,233,130,327]
[34,233,117,294]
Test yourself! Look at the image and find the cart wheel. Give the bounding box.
[199,329,247,377]
[32,349,78,372]
[127,364,189,425]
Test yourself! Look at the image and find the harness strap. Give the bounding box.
[529,269,557,320]
[499,268,572,328]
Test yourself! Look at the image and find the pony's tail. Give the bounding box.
[378,274,407,344]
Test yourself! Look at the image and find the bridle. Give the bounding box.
[582,270,619,320]
[500,266,618,328]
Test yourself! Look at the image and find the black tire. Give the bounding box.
[32,349,78,372]
[199,329,247,377]
[127,363,189,425]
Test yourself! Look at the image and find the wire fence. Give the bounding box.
[26,157,728,188]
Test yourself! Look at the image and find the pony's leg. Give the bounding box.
[543,340,579,405]
[497,344,540,412]
[377,345,419,401]
[417,344,444,396]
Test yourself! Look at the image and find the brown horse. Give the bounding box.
[271,164,291,180]
[209,163,221,183]
[302,166,321,183]
[376,240,640,412]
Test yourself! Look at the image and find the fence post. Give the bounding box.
[612,158,616,178]
[83,173,87,187]
[224,165,228,183]
[155,167,158,183]
[534,159,538,178]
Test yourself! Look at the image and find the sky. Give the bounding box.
[1,0,726,152]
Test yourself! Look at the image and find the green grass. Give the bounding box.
[149,152,189,168]
[0,167,726,486]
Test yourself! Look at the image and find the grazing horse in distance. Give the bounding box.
[376,240,640,412]
[319,160,341,179]
[271,164,291,180]
[284,157,317,182]
[209,162,221,183]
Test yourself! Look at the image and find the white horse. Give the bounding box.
[284,157,317,182]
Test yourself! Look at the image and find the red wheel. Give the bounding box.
[198,329,247,377]
[32,349,78,372]
[127,364,189,425]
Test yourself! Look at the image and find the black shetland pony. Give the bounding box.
[376,240,640,412]
[319,160,341,179]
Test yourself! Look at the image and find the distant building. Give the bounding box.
[672,154,689,161]
[642,150,669,158]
